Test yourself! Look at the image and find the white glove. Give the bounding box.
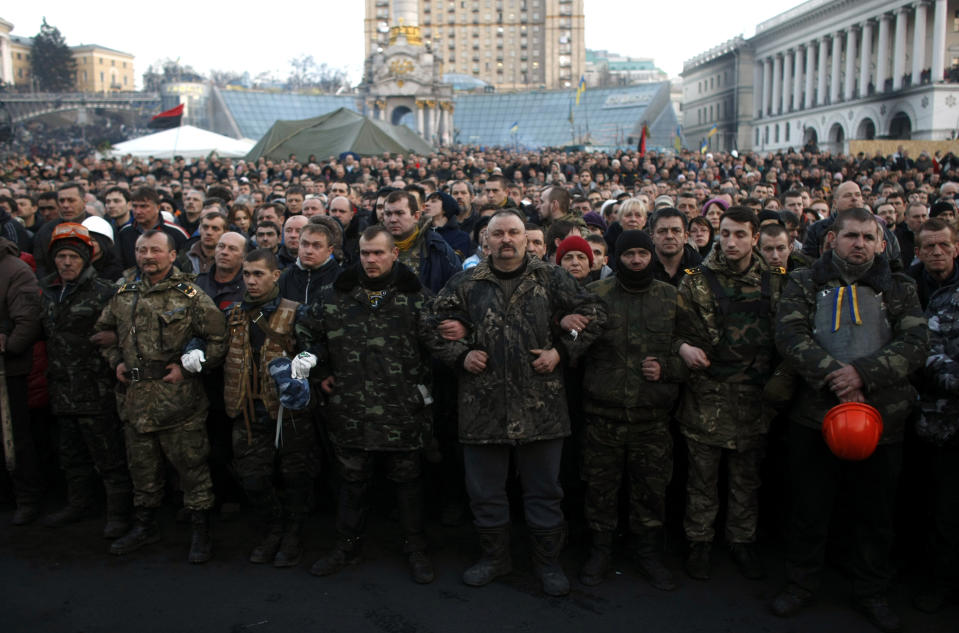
[180,349,206,374]
[291,352,317,380]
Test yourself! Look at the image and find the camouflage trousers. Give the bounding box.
[582,414,673,534]
[684,435,765,544]
[124,410,214,511]
[332,445,424,547]
[232,400,319,521]
[57,413,132,506]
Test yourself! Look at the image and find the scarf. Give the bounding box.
[242,285,279,309]
[395,227,420,252]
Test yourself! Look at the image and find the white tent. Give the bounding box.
[103,126,255,159]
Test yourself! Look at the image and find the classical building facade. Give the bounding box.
[362,0,455,144]
[683,0,959,152]
[365,0,585,92]
[0,18,13,86]
[681,37,755,153]
[0,18,134,93]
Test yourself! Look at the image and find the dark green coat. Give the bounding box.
[582,277,685,422]
[295,263,441,451]
[775,252,927,443]
[40,266,117,416]
[431,256,606,445]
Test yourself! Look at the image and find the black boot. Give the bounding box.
[729,542,765,580]
[685,541,711,580]
[310,480,368,577]
[110,507,160,555]
[463,525,512,586]
[579,531,613,586]
[529,524,571,597]
[249,522,283,564]
[396,481,434,584]
[188,510,213,564]
[274,480,311,568]
[633,528,677,591]
[42,503,93,528]
[273,520,303,568]
[310,535,363,576]
[103,492,133,539]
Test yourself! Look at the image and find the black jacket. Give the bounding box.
[278,257,342,304]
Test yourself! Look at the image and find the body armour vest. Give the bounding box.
[224,298,299,421]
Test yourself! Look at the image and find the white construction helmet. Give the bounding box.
[81,215,115,244]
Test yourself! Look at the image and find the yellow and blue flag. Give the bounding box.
[706,124,719,139]
[509,121,519,134]
[575,75,586,105]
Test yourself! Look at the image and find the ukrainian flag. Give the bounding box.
[700,138,709,154]
[575,75,586,105]
[509,121,519,134]
[706,124,719,139]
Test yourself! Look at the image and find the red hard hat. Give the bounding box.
[822,402,883,461]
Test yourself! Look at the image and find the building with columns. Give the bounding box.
[0,18,13,87]
[362,0,455,145]
[681,37,755,153]
[684,0,959,153]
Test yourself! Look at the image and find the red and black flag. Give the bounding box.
[148,103,184,130]
[638,123,649,157]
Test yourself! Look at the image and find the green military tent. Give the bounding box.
[245,108,434,161]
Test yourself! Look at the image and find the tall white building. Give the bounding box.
[683,0,959,152]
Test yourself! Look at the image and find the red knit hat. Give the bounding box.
[555,234,594,267]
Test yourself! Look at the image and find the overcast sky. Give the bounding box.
[4,1,801,88]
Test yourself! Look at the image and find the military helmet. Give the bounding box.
[822,402,883,461]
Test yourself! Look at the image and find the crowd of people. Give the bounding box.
[1,142,958,632]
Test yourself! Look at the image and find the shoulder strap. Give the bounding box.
[118,282,139,294]
[700,266,731,317]
[174,282,198,298]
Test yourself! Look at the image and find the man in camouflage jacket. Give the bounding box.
[431,210,605,597]
[40,223,132,538]
[296,226,444,584]
[222,248,317,569]
[96,230,227,564]
[914,279,959,613]
[676,207,785,581]
[578,230,685,591]
[772,208,927,631]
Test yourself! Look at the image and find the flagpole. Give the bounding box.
[172,123,181,162]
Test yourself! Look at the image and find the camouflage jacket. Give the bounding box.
[431,255,606,445]
[917,283,959,446]
[295,263,442,451]
[676,248,785,447]
[95,266,227,432]
[582,277,686,422]
[40,266,117,416]
[776,251,927,443]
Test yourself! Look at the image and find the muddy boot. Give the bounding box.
[685,541,711,581]
[310,480,368,576]
[188,510,213,564]
[463,525,512,586]
[103,492,133,539]
[396,481,434,583]
[249,522,284,564]
[310,535,363,576]
[110,507,160,555]
[634,528,677,591]
[529,524,570,597]
[274,520,303,568]
[579,530,613,586]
